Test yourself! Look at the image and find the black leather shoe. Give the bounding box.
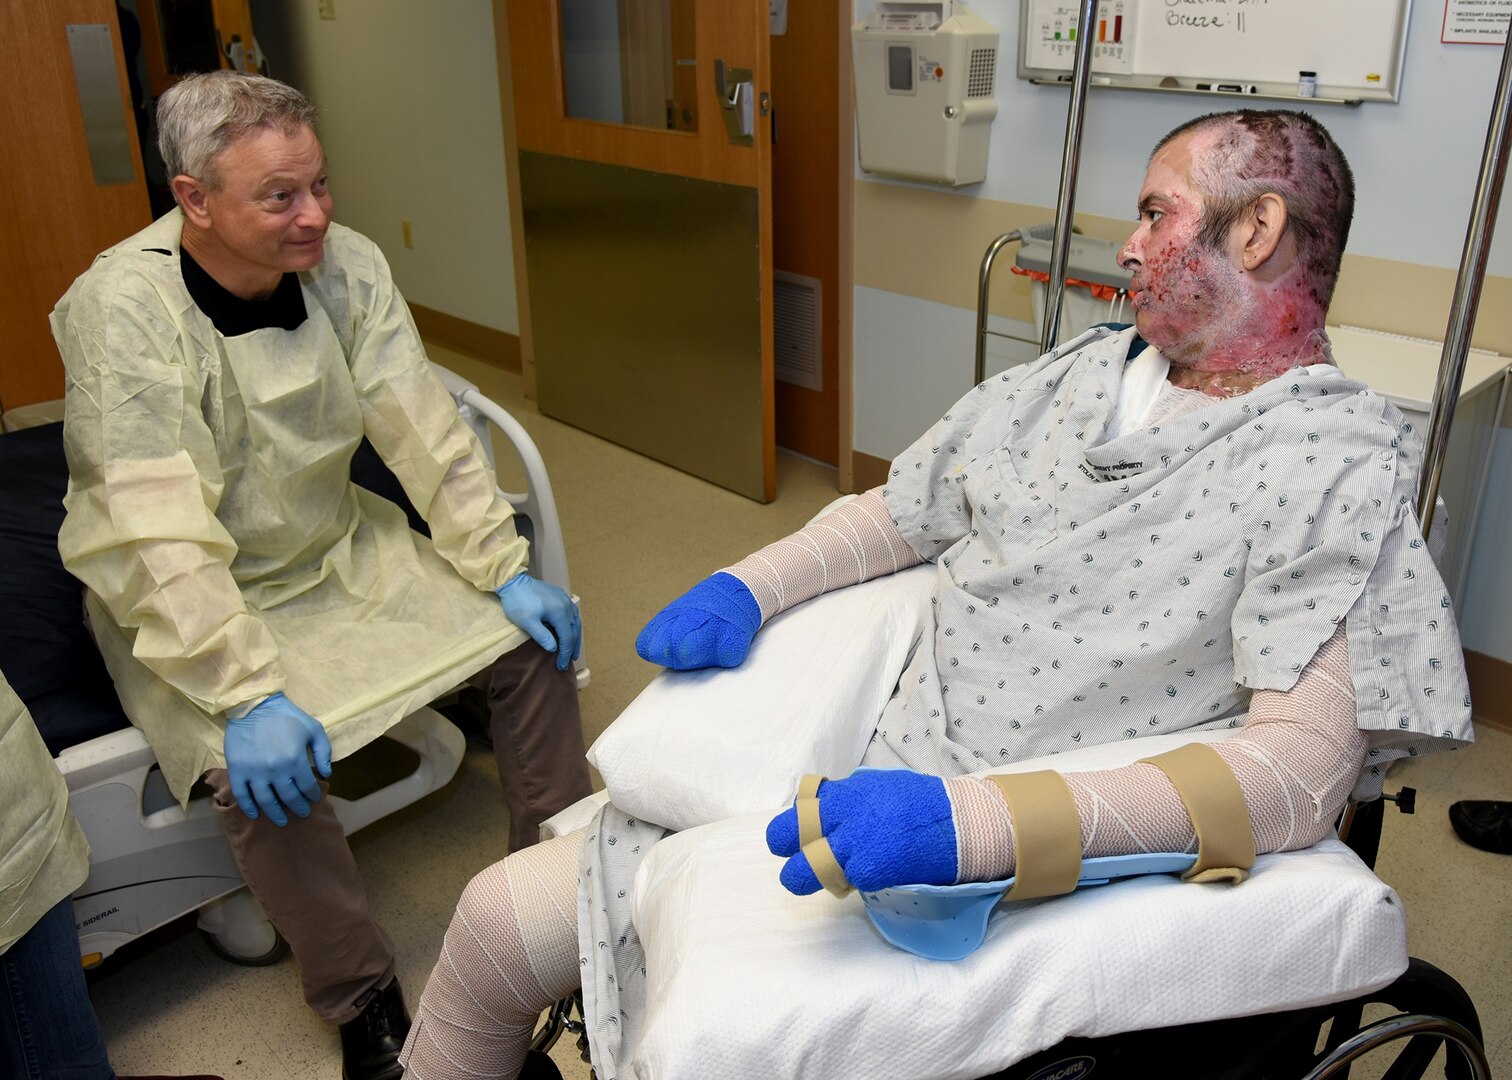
[1448,799,1512,855]
[340,979,411,1080]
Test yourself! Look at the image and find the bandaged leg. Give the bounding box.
[724,488,922,621]
[400,831,582,1079]
[948,627,1366,882]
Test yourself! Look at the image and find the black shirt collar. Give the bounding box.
[179,247,307,337]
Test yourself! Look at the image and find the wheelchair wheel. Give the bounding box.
[1300,1014,1489,1079]
[1295,957,1488,1080]
[974,958,1485,1080]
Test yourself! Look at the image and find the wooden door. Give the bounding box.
[505,0,775,501]
[770,5,840,465]
[0,0,151,412]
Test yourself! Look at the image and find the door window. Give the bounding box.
[559,0,698,132]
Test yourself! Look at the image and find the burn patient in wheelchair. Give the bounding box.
[399,110,1472,1080]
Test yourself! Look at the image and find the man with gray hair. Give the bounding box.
[50,71,591,1080]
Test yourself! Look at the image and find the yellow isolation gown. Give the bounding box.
[52,210,531,803]
[0,671,90,953]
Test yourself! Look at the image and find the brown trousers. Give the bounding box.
[208,643,592,1024]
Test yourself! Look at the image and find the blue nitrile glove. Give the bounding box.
[766,770,958,894]
[223,692,334,827]
[635,572,762,670]
[497,572,582,671]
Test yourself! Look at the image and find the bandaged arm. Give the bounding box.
[725,488,922,622]
[949,627,1366,881]
[344,242,529,592]
[55,286,285,717]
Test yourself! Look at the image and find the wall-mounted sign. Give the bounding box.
[1443,0,1512,45]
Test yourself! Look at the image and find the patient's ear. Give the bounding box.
[1239,193,1289,272]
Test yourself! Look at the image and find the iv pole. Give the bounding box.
[1418,21,1512,534]
[1040,0,1101,353]
[974,0,1096,383]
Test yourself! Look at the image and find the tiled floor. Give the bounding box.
[90,345,1510,1079]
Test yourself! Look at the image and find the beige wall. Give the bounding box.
[855,179,1512,364]
[249,0,517,335]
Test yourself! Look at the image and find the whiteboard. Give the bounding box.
[1017,0,1413,104]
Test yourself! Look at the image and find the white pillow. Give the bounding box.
[587,564,936,832]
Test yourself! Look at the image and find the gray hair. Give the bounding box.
[157,71,318,189]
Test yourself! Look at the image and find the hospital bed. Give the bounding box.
[0,364,581,967]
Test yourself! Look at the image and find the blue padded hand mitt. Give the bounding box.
[766,769,958,894]
[636,572,763,670]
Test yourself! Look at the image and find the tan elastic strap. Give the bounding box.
[796,774,852,897]
[1139,743,1256,885]
[987,771,1084,901]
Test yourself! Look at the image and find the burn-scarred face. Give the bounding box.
[1117,125,1335,387]
[1117,132,1245,365]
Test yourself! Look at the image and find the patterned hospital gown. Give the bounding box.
[577,325,1473,1077]
[871,325,1472,792]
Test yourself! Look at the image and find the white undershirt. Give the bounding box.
[1107,347,1210,440]
[1107,347,1344,441]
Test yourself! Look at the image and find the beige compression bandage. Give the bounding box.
[400,832,582,1080]
[724,489,922,621]
[987,771,1083,900]
[945,626,1365,885]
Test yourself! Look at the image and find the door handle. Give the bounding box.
[714,58,755,146]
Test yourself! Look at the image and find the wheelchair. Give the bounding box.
[525,789,1486,1079]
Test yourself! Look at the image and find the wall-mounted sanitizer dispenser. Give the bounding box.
[852,2,998,186]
